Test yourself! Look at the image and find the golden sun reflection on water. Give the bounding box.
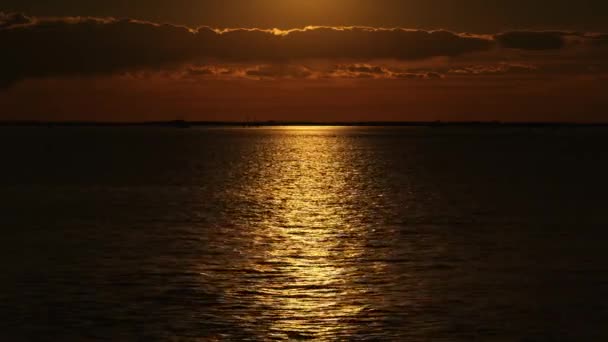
[249,128,374,339]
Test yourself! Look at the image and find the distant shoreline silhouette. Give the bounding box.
[1,120,608,128]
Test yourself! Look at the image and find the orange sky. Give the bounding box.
[1,8,607,122]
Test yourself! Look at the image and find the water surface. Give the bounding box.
[1,126,608,341]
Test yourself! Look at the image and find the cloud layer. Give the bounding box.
[1,12,606,87]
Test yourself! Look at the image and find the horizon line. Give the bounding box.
[2,120,608,127]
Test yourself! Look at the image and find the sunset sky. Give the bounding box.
[1,0,607,122]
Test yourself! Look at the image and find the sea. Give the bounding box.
[1,126,608,341]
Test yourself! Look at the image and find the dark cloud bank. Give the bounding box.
[1,12,606,87]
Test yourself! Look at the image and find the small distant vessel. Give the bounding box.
[170,120,191,129]
[242,116,262,128]
[430,120,443,128]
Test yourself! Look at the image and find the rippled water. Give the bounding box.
[2,126,608,341]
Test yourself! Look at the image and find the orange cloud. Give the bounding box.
[1,12,607,88]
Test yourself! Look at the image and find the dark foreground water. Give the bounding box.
[1,126,608,341]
